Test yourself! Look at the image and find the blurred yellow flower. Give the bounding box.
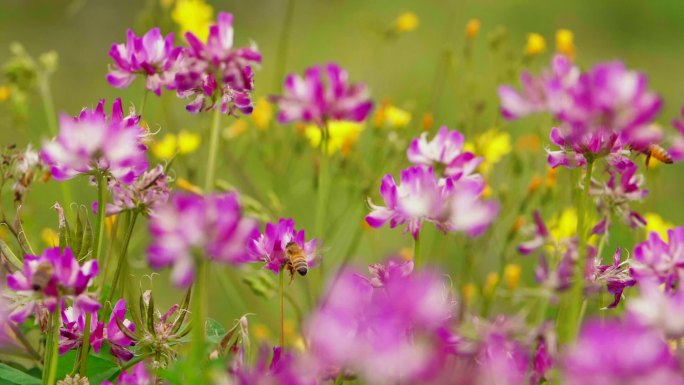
[399,247,413,261]
[525,33,546,56]
[176,178,203,195]
[223,120,248,140]
[463,283,478,304]
[644,213,674,240]
[251,97,273,131]
[465,19,481,39]
[464,128,512,175]
[394,12,419,33]
[41,228,59,247]
[373,102,411,129]
[304,121,365,156]
[160,0,174,7]
[550,208,577,241]
[172,0,214,42]
[0,86,10,102]
[152,130,201,160]
[515,133,541,152]
[421,112,434,131]
[504,264,522,290]
[528,175,543,193]
[106,215,118,235]
[253,323,270,342]
[484,272,499,296]
[546,167,558,189]
[556,29,575,59]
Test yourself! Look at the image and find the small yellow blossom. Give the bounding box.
[106,215,118,236]
[465,19,481,39]
[550,208,577,241]
[482,183,493,198]
[41,228,59,247]
[399,247,413,261]
[251,97,273,131]
[528,175,543,193]
[421,112,434,131]
[304,121,365,156]
[253,323,270,342]
[512,216,524,233]
[176,178,203,195]
[394,12,419,33]
[515,134,540,152]
[0,86,10,102]
[292,336,306,352]
[525,33,546,56]
[463,283,478,304]
[545,167,557,189]
[223,120,248,140]
[644,213,674,241]
[504,264,522,290]
[152,131,201,160]
[484,272,499,296]
[556,29,575,59]
[374,102,412,129]
[172,0,214,42]
[464,128,512,175]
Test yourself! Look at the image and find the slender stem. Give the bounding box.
[314,123,330,253]
[46,296,61,385]
[204,107,222,192]
[139,90,149,116]
[190,259,207,382]
[273,0,295,91]
[78,312,91,375]
[280,268,285,349]
[413,232,422,267]
[103,211,138,313]
[558,159,595,344]
[334,374,344,385]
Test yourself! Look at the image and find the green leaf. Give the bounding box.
[0,363,40,385]
[55,351,119,385]
[206,318,225,344]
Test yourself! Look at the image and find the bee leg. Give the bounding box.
[645,153,652,168]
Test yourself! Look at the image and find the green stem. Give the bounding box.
[103,211,138,313]
[190,259,207,382]
[273,0,295,91]
[334,374,344,385]
[279,268,285,349]
[314,123,331,252]
[558,159,595,344]
[78,312,91,376]
[413,233,422,267]
[45,296,61,385]
[204,107,222,192]
[139,90,149,116]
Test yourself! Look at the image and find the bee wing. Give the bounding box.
[304,241,331,268]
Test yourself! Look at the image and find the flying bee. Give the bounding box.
[285,241,308,282]
[31,262,54,291]
[642,144,673,167]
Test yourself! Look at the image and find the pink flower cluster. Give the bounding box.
[247,218,319,274]
[147,192,259,287]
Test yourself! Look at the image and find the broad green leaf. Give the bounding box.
[0,363,40,385]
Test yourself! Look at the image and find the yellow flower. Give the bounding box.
[223,120,248,140]
[251,97,273,131]
[525,33,546,56]
[106,215,118,236]
[504,264,522,290]
[172,0,214,42]
[253,323,270,342]
[465,19,481,39]
[176,178,203,195]
[304,121,365,156]
[644,213,674,241]
[373,102,411,129]
[0,86,10,102]
[484,272,499,296]
[394,12,419,33]
[464,128,512,175]
[421,112,434,131]
[556,29,575,59]
[399,247,413,261]
[41,228,59,247]
[549,208,577,241]
[462,283,478,304]
[151,130,201,160]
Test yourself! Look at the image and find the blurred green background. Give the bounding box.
[1,0,684,344]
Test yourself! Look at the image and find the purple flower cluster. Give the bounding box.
[632,227,684,290]
[107,12,261,115]
[407,126,482,179]
[562,319,684,385]
[247,218,319,274]
[147,192,258,287]
[366,166,498,239]
[103,362,152,385]
[6,247,99,323]
[41,98,148,183]
[107,28,183,95]
[499,55,663,168]
[305,265,453,384]
[590,164,648,232]
[271,63,373,126]
[104,164,170,216]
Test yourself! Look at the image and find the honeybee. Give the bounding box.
[643,144,673,167]
[285,242,308,282]
[31,262,54,291]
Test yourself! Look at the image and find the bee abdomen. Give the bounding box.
[293,258,308,276]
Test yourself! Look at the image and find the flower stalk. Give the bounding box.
[204,106,222,192]
[45,295,61,385]
[280,267,285,349]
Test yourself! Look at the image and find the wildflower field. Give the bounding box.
[2,0,684,384]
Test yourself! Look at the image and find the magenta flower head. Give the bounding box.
[59,305,103,355]
[174,12,261,115]
[562,319,684,385]
[362,257,414,288]
[590,164,648,231]
[271,63,373,127]
[232,346,318,385]
[632,227,684,291]
[628,281,684,339]
[103,362,152,385]
[105,164,170,216]
[41,98,148,184]
[306,267,453,384]
[365,166,498,239]
[247,218,320,275]
[107,28,183,95]
[6,247,99,323]
[147,192,259,287]
[407,126,482,179]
